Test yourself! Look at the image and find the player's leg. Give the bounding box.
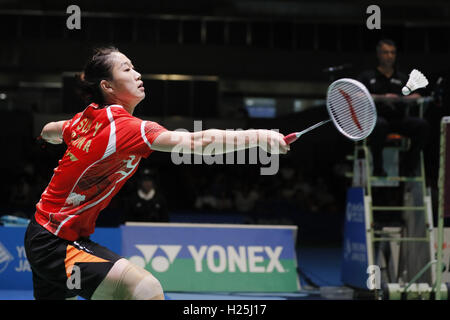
[91,258,164,300]
[67,238,164,300]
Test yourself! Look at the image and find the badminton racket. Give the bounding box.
[284,78,377,144]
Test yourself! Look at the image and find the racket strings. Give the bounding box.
[328,81,376,140]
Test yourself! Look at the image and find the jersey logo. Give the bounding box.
[116,155,139,183]
[66,192,86,207]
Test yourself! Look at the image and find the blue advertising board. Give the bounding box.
[122,223,300,292]
[341,187,369,289]
[1,222,299,293]
[0,226,31,289]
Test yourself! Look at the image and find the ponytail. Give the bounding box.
[75,46,119,105]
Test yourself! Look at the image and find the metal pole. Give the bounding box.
[403,260,436,293]
[435,117,448,300]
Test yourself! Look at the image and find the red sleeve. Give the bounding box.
[62,113,83,145]
[116,117,167,158]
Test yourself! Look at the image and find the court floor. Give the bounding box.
[0,290,323,300]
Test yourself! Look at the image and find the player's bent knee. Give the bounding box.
[132,273,164,300]
[92,258,164,300]
[119,260,164,300]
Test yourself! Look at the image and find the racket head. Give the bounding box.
[326,78,377,141]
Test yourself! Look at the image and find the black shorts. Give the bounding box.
[24,217,122,300]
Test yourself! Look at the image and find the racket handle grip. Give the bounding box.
[284,133,299,145]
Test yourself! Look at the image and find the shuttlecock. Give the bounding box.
[402,69,428,95]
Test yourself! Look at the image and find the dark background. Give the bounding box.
[1,0,449,245]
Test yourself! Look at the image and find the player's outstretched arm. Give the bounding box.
[151,129,289,155]
[41,120,68,144]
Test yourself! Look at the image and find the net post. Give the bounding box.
[435,117,449,299]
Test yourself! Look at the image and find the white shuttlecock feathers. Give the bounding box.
[402,69,428,95]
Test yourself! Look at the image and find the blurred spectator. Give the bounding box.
[314,177,336,212]
[124,170,169,222]
[279,167,297,199]
[234,182,260,213]
[211,173,233,211]
[9,175,34,217]
[195,171,234,211]
[194,189,218,210]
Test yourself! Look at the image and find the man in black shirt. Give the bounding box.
[358,39,429,176]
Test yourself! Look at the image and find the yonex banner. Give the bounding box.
[122,223,300,292]
[341,187,370,289]
[0,223,299,292]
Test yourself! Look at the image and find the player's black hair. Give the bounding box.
[76,46,119,105]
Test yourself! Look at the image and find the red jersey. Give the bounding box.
[35,103,167,241]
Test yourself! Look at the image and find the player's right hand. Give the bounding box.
[258,130,290,154]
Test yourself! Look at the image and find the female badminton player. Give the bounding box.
[24,47,289,300]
